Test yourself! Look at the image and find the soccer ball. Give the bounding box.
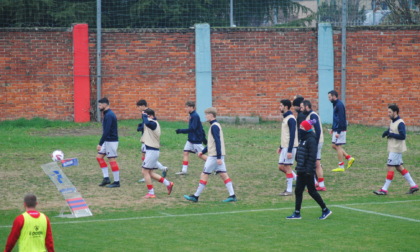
[51,150,64,162]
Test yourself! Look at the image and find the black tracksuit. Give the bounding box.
[294,129,327,212]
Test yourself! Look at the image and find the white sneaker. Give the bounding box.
[138,178,145,183]
[175,171,187,175]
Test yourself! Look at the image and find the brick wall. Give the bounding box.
[1,27,419,126]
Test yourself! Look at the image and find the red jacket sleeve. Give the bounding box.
[4,215,24,252]
[45,217,55,252]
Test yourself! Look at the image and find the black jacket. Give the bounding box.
[295,130,317,175]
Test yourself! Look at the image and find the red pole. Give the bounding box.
[73,24,90,122]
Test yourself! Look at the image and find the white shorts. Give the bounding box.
[278,147,297,165]
[98,141,118,158]
[142,149,160,170]
[332,131,347,145]
[203,156,227,174]
[387,152,403,166]
[141,143,146,153]
[183,141,204,154]
[317,142,323,160]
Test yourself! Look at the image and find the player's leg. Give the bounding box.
[396,164,419,194]
[142,168,155,198]
[150,170,174,195]
[216,158,236,202]
[142,149,159,198]
[374,152,397,195]
[184,157,214,202]
[96,152,110,186]
[177,141,192,175]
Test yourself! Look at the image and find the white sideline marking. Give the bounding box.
[0,199,419,228]
[333,205,420,223]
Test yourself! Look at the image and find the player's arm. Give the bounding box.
[143,114,157,130]
[137,121,144,133]
[4,215,24,252]
[287,119,296,153]
[99,116,112,146]
[211,125,222,159]
[45,217,55,252]
[311,114,321,143]
[336,103,346,134]
[388,122,406,140]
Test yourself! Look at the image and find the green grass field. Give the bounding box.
[1,118,420,251]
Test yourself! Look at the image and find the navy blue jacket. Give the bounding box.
[99,109,118,146]
[331,99,347,134]
[178,110,206,144]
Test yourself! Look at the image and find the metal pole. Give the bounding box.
[230,0,235,27]
[96,0,102,122]
[341,0,347,104]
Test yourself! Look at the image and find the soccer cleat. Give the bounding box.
[331,167,345,172]
[373,189,388,195]
[162,167,168,178]
[138,178,145,183]
[347,157,355,169]
[316,186,327,191]
[143,193,156,199]
[183,194,199,202]
[167,182,174,195]
[175,171,187,175]
[406,185,419,194]
[106,181,120,188]
[99,177,111,186]
[319,209,332,220]
[286,212,302,219]
[223,195,237,202]
[279,190,293,196]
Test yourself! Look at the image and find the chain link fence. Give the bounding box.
[0,0,419,28]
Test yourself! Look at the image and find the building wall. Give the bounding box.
[1,27,419,126]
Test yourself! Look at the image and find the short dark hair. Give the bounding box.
[280,99,292,109]
[24,194,37,208]
[292,96,304,107]
[328,90,338,98]
[136,99,147,107]
[98,97,109,105]
[185,101,195,108]
[143,108,155,117]
[388,104,399,114]
[302,100,312,109]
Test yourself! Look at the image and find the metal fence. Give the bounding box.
[0,0,419,28]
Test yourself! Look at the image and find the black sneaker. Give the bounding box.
[106,181,120,188]
[99,177,111,186]
[406,186,419,194]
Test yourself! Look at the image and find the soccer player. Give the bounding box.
[4,194,54,252]
[175,101,207,175]
[278,99,298,196]
[184,107,237,203]
[141,108,174,198]
[328,90,355,172]
[292,95,306,141]
[136,99,169,182]
[302,100,327,191]
[374,104,419,195]
[286,120,332,220]
[96,97,121,188]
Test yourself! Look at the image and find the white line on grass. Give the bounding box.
[0,199,419,228]
[333,205,420,223]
